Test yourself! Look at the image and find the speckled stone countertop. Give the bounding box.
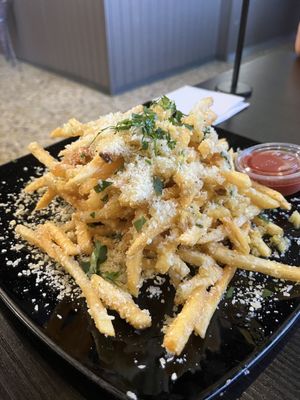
[0,55,229,165]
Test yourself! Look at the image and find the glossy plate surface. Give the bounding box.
[0,131,299,400]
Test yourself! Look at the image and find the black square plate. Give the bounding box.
[0,130,299,400]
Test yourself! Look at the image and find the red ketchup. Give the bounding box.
[236,143,300,196]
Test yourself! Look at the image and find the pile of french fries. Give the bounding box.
[16,96,300,355]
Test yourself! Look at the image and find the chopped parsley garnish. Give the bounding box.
[196,223,203,228]
[154,95,176,114]
[226,286,234,299]
[102,270,121,284]
[94,180,113,193]
[145,159,152,165]
[168,109,193,130]
[169,110,184,125]
[81,241,107,277]
[79,242,121,284]
[90,211,96,218]
[134,216,147,232]
[142,140,149,150]
[151,127,176,154]
[90,105,177,155]
[262,288,273,298]
[79,260,90,274]
[153,176,164,195]
[101,194,109,203]
[184,123,194,130]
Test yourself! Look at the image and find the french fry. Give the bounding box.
[91,274,151,329]
[194,265,236,338]
[175,262,222,304]
[16,225,48,253]
[18,224,115,337]
[207,243,300,281]
[74,217,93,255]
[253,216,283,236]
[24,175,49,193]
[155,239,178,274]
[221,217,250,254]
[249,228,271,258]
[222,170,251,189]
[45,222,79,256]
[78,196,125,223]
[243,187,280,209]
[28,142,58,171]
[42,233,115,337]
[35,188,56,210]
[251,180,291,210]
[168,255,190,286]
[67,156,121,188]
[127,211,176,257]
[126,250,143,297]
[163,286,207,355]
[51,118,84,138]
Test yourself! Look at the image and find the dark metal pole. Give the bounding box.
[231,0,250,93]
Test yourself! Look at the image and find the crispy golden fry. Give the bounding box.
[45,222,79,255]
[126,250,143,297]
[35,188,56,211]
[178,249,216,269]
[196,226,226,244]
[221,217,250,254]
[242,187,280,209]
[78,196,125,223]
[155,240,178,274]
[17,224,115,336]
[51,118,84,138]
[24,175,49,193]
[289,211,300,228]
[16,224,47,252]
[67,157,122,188]
[222,170,251,189]
[28,142,58,170]
[168,255,190,286]
[194,265,236,338]
[249,228,271,257]
[178,225,207,246]
[253,216,283,236]
[175,262,222,304]
[127,213,176,257]
[74,217,93,255]
[163,286,207,355]
[91,274,151,329]
[207,243,300,281]
[251,180,291,210]
[45,240,115,336]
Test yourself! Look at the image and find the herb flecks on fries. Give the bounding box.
[16,96,299,355]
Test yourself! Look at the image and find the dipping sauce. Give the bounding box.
[236,143,300,196]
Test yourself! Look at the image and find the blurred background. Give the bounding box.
[0,0,299,163]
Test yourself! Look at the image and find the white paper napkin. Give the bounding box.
[166,85,249,125]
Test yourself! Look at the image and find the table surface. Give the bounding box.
[1,49,300,400]
[198,50,300,145]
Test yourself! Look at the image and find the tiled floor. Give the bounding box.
[0,42,291,164]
